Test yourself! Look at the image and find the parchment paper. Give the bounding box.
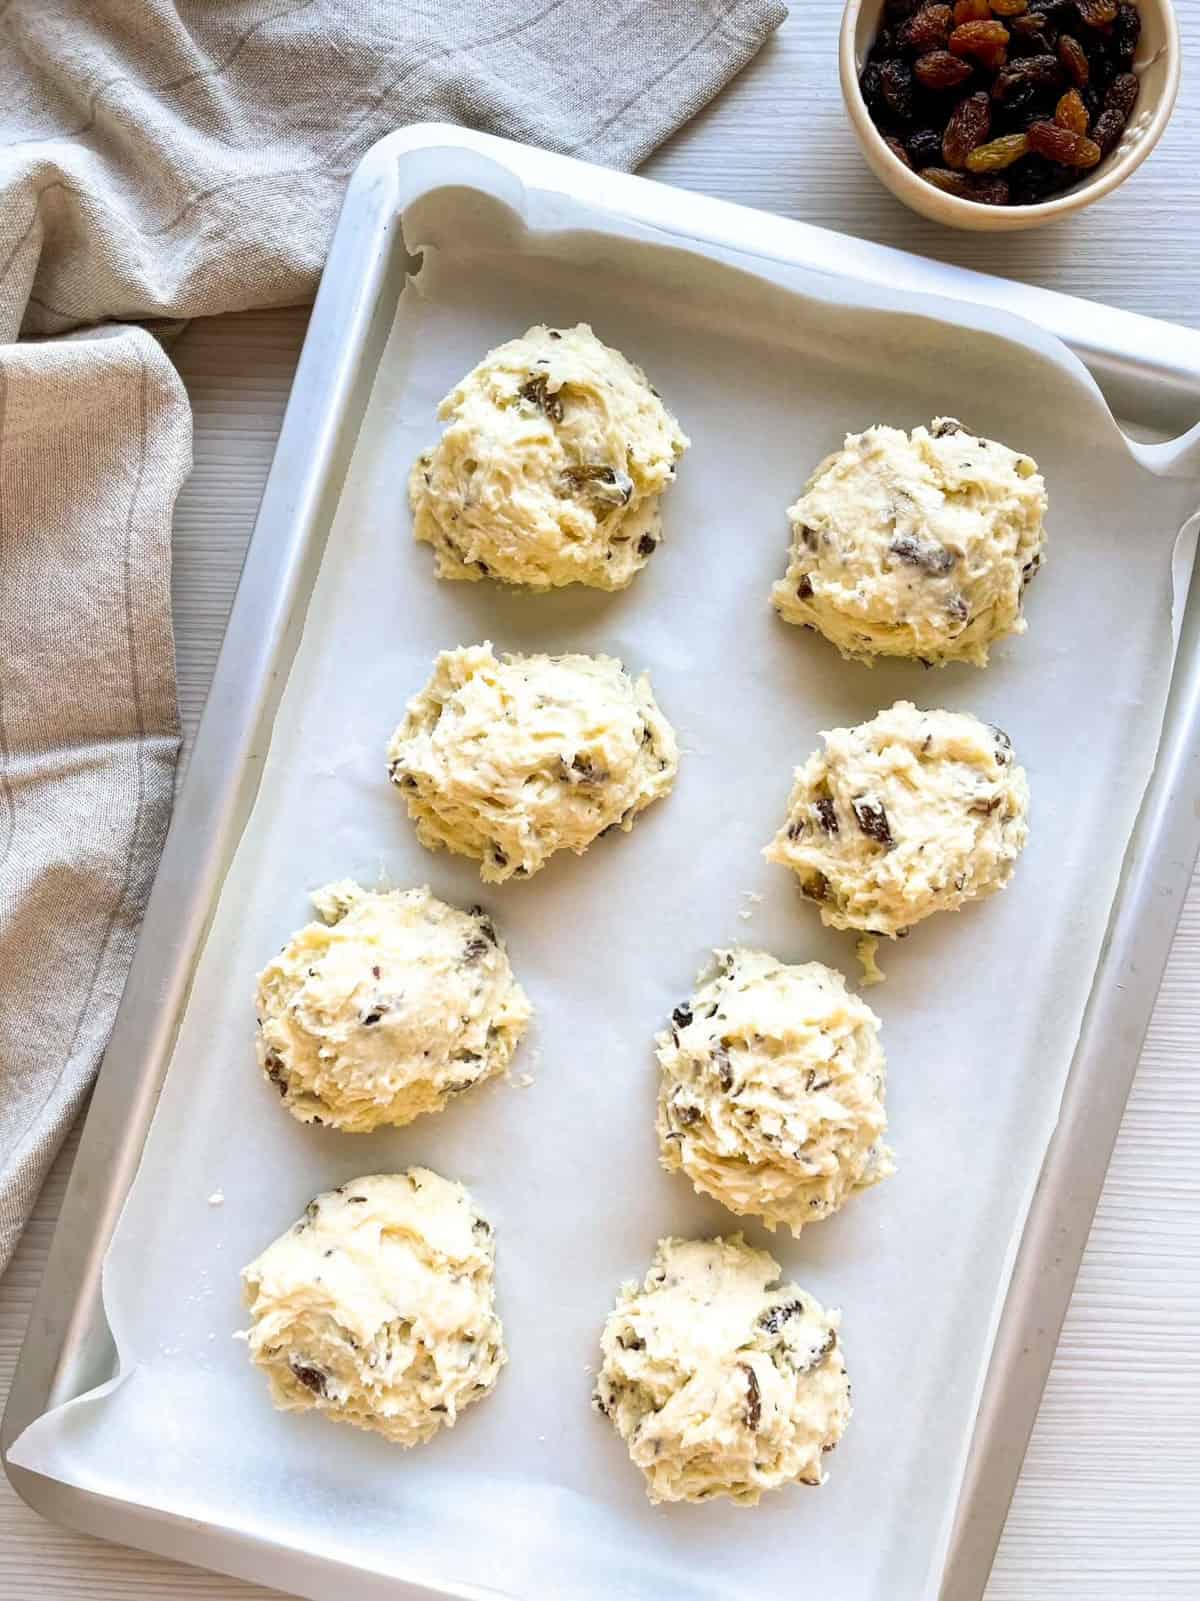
[13,173,1200,1601]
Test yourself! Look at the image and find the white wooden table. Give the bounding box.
[3,5,1199,1596]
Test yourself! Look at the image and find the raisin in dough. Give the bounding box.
[240,1170,505,1446]
[594,1236,850,1505]
[772,419,1047,667]
[657,948,893,1233]
[387,642,678,883]
[410,323,689,591]
[255,882,530,1131]
[766,700,1029,938]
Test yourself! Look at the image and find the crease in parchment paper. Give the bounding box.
[11,186,1200,1601]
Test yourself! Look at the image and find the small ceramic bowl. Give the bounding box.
[840,0,1180,229]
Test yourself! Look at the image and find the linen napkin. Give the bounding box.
[0,0,787,1272]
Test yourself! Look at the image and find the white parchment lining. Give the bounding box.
[12,175,1200,1601]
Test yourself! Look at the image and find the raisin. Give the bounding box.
[943,90,991,163]
[860,60,886,111]
[1057,31,1090,82]
[954,0,991,18]
[1009,151,1075,198]
[291,1364,327,1397]
[801,1326,840,1373]
[1074,0,1116,23]
[562,463,633,506]
[1009,7,1049,30]
[949,19,1010,55]
[1112,1,1139,62]
[1008,19,1054,57]
[915,48,975,86]
[463,937,489,961]
[801,871,830,903]
[519,373,563,423]
[1055,87,1089,130]
[740,1363,762,1431]
[885,132,913,169]
[992,53,1062,98]
[715,1049,734,1091]
[760,1299,805,1334]
[900,4,954,50]
[891,532,957,570]
[881,57,916,120]
[1091,104,1125,153]
[908,126,947,165]
[1104,70,1138,120]
[636,533,657,556]
[853,798,895,847]
[990,0,1028,12]
[1089,47,1115,94]
[797,572,815,599]
[672,1003,693,1028]
[921,165,978,197]
[972,174,1011,202]
[814,796,839,833]
[966,130,1030,167]
[1027,117,1101,163]
[562,751,607,784]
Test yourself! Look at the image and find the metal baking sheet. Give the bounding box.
[5,125,1200,1601]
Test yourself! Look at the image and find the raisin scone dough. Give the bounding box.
[255,882,530,1131]
[411,323,689,591]
[766,700,1029,938]
[594,1236,850,1505]
[772,420,1047,667]
[657,948,893,1233]
[240,1170,505,1446]
[387,642,678,883]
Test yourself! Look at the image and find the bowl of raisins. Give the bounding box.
[841,0,1179,226]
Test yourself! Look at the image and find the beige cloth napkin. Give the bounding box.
[0,0,787,1272]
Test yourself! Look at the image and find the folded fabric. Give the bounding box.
[0,329,189,1269]
[0,0,787,1274]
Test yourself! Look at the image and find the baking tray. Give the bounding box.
[5,124,1200,1601]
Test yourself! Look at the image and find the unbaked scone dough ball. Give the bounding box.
[255,882,530,1131]
[411,323,689,591]
[656,948,893,1233]
[241,1170,505,1446]
[387,642,678,883]
[772,419,1047,667]
[594,1236,850,1505]
[765,700,1029,938]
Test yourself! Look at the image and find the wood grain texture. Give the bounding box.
[2,3,1198,1595]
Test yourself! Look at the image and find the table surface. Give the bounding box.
[3,4,1199,1597]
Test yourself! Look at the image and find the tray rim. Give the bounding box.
[5,123,1200,1601]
